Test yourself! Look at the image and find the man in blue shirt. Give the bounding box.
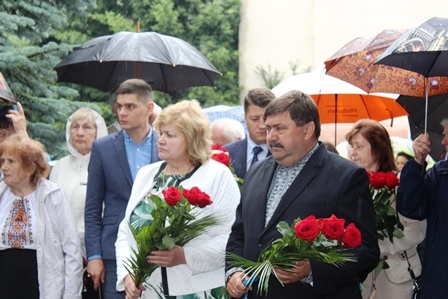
[84,79,160,299]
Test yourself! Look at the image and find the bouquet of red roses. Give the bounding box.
[227,215,361,296]
[124,186,219,287]
[211,144,244,188]
[367,171,404,243]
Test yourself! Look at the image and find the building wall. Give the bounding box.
[239,0,448,145]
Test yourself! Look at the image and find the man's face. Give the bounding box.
[244,105,267,145]
[0,127,15,143]
[265,111,310,167]
[116,94,153,132]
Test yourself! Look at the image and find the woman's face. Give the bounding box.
[1,152,30,189]
[157,123,188,163]
[396,155,409,172]
[349,133,378,171]
[70,118,97,155]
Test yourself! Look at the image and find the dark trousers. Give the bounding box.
[0,248,39,299]
[103,259,125,299]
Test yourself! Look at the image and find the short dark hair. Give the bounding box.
[243,88,275,113]
[115,79,153,103]
[345,119,397,172]
[264,90,321,138]
[396,151,413,160]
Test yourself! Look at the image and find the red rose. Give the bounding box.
[212,152,231,167]
[368,171,387,189]
[212,144,228,151]
[162,186,183,206]
[294,215,320,242]
[183,187,213,208]
[385,172,400,190]
[342,223,362,248]
[196,192,213,208]
[319,214,345,240]
[183,187,200,205]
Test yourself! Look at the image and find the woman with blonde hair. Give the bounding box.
[116,100,240,298]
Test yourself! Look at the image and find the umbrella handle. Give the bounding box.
[425,78,428,134]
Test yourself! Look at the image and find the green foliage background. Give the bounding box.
[0,0,241,159]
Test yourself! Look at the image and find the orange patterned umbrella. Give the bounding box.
[324,29,448,97]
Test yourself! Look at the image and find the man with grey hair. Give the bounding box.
[210,118,245,145]
[396,116,448,298]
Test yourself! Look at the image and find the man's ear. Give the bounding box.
[147,102,154,115]
[305,122,315,139]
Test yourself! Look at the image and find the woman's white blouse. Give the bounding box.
[0,187,37,250]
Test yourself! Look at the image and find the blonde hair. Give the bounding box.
[0,135,50,186]
[70,107,98,129]
[154,100,211,166]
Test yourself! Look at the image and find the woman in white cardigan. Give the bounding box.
[346,119,426,299]
[116,100,240,298]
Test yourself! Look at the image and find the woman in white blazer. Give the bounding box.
[116,100,240,298]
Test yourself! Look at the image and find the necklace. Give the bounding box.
[164,164,194,176]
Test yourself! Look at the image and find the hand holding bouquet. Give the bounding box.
[125,186,219,288]
[367,171,404,242]
[227,215,362,296]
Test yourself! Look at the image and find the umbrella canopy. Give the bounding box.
[0,72,16,103]
[272,71,408,144]
[396,93,448,161]
[325,28,448,97]
[203,105,246,131]
[375,17,448,133]
[375,17,448,77]
[54,31,221,93]
[311,93,408,124]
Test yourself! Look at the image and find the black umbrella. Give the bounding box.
[375,17,448,133]
[397,94,447,161]
[54,31,221,93]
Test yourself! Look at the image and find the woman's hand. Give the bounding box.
[124,275,145,299]
[274,260,311,284]
[146,245,186,267]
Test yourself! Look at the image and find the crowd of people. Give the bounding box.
[0,78,447,299]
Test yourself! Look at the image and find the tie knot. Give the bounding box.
[253,146,263,155]
[250,146,263,166]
